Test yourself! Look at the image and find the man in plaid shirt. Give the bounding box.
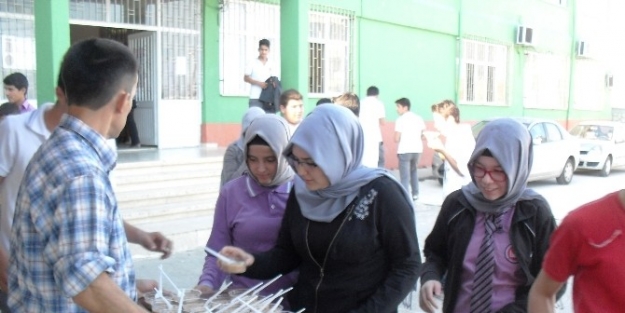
[9,39,147,312]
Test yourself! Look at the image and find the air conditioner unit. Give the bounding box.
[577,41,589,57]
[606,74,614,88]
[516,26,534,46]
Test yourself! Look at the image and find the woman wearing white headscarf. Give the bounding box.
[197,114,297,299]
[220,107,265,187]
[419,118,561,313]
[219,104,421,313]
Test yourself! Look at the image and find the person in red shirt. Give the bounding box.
[528,190,625,313]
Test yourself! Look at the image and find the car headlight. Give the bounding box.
[587,145,603,156]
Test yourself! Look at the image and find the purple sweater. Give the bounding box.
[198,174,297,295]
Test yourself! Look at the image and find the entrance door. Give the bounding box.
[128,31,158,146]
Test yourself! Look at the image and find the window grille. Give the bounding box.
[161,0,202,100]
[70,0,158,26]
[459,40,507,105]
[523,52,570,109]
[308,6,353,96]
[573,58,605,110]
[219,0,354,97]
[0,0,33,14]
[219,0,281,96]
[0,3,36,102]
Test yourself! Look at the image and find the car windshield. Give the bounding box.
[570,125,614,141]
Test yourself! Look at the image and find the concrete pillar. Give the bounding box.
[35,0,70,104]
[280,0,309,98]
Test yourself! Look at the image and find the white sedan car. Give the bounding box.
[472,117,580,184]
[570,121,625,176]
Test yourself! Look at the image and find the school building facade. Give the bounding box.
[2,0,622,162]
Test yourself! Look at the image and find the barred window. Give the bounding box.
[161,0,202,100]
[69,0,158,25]
[219,1,354,97]
[0,3,37,103]
[459,40,508,105]
[219,0,281,96]
[308,9,353,96]
[523,52,570,109]
[573,59,606,110]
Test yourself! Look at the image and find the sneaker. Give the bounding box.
[130,143,141,148]
[412,195,419,201]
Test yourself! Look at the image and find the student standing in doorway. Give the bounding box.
[244,39,277,110]
[395,97,425,201]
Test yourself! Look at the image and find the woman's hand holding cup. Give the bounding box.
[218,246,254,274]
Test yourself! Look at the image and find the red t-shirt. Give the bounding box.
[542,191,625,313]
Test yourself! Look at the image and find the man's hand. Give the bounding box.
[136,279,158,297]
[138,232,173,259]
[124,222,173,259]
[258,81,268,89]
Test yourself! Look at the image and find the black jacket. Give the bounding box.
[244,176,421,313]
[420,190,563,313]
[258,76,281,113]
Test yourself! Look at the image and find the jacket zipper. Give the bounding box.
[305,204,356,313]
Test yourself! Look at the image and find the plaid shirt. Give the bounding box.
[8,115,136,312]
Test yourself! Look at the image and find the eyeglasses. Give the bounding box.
[287,154,318,170]
[472,164,507,182]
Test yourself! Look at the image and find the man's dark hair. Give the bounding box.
[58,38,138,110]
[3,72,28,94]
[316,98,332,106]
[366,86,379,96]
[259,39,270,48]
[0,102,19,117]
[395,97,411,110]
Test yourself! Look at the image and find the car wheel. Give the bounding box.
[600,156,612,177]
[556,158,574,185]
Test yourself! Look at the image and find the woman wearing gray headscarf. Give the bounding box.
[220,107,265,187]
[419,118,559,313]
[197,114,297,300]
[218,104,421,312]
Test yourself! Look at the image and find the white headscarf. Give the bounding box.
[244,114,293,187]
[284,104,411,222]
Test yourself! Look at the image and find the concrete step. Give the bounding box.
[115,160,222,182]
[128,214,214,259]
[115,175,216,193]
[116,182,219,209]
[121,198,217,224]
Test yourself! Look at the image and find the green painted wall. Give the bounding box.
[34,0,70,104]
[201,0,612,126]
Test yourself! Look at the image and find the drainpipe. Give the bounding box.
[565,0,577,130]
[454,0,464,104]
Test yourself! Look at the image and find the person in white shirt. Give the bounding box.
[243,39,277,110]
[427,106,475,197]
[394,98,426,200]
[359,86,386,168]
[279,89,304,134]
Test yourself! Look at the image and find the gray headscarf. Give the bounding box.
[284,104,411,222]
[461,118,541,214]
[243,114,294,187]
[236,107,265,150]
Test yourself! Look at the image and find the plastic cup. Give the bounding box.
[433,293,444,313]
